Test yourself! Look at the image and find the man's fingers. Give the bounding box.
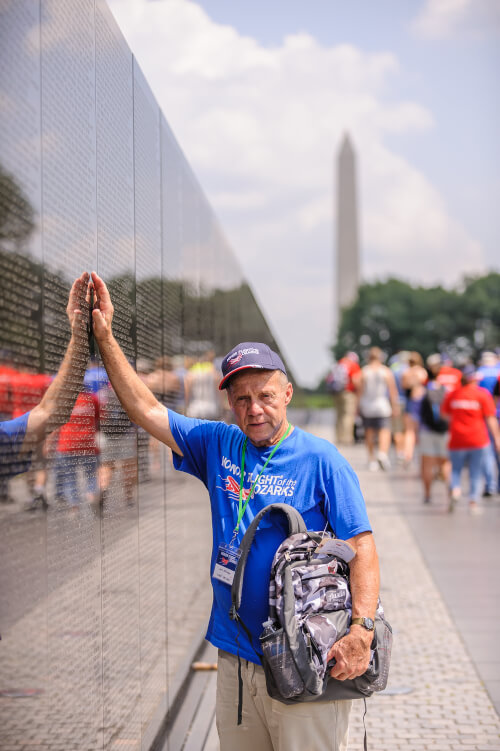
[72,272,89,296]
[91,271,109,303]
[67,274,91,331]
[92,308,107,329]
[77,271,90,289]
[328,635,371,681]
[69,272,90,303]
[330,668,347,680]
[89,273,114,336]
[330,663,358,680]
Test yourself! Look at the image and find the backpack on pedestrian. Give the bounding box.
[420,383,448,433]
[230,503,392,709]
[326,362,349,393]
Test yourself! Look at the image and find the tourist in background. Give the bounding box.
[357,347,399,471]
[476,351,500,497]
[401,352,427,467]
[327,351,361,445]
[389,351,410,464]
[441,364,500,514]
[419,355,450,504]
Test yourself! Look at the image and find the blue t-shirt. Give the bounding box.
[0,412,31,479]
[477,364,500,395]
[168,411,372,663]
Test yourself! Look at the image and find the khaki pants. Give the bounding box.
[334,391,357,445]
[216,650,352,751]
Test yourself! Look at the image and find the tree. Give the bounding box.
[333,273,500,364]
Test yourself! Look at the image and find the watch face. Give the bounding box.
[365,618,375,630]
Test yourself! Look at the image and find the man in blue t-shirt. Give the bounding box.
[476,352,500,495]
[91,271,380,751]
[0,412,33,490]
[1,272,92,505]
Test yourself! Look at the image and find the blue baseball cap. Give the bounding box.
[219,342,287,390]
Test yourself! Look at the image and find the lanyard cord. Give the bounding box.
[233,423,292,536]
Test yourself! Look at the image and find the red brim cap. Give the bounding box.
[219,342,287,390]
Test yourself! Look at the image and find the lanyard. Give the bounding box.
[233,423,292,537]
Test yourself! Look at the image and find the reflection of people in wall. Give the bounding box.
[9,368,52,510]
[145,355,182,473]
[98,384,138,510]
[90,271,379,751]
[50,382,100,511]
[185,350,221,420]
[0,272,91,504]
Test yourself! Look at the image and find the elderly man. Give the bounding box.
[0,272,92,499]
[90,271,379,751]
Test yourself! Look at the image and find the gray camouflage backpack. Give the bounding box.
[230,502,392,707]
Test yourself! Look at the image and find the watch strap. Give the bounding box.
[351,616,375,630]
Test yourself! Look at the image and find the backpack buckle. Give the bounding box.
[229,605,238,621]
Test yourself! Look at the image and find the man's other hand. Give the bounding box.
[67,271,91,337]
[328,627,372,681]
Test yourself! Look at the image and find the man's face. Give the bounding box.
[226,369,293,447]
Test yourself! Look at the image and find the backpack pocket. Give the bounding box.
[355,615,393,693]
[303,609,350,678]
[260,627,304,699]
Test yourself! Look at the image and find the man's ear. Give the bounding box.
[284,382,293,405]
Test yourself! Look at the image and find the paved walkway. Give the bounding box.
[189,421,500,751]
[342,444,500,750]
[2,419,499,750]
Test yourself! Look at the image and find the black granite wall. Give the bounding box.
[0,1,282,747]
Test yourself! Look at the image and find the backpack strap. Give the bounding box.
[230,502,307,617]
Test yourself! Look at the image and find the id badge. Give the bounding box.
[213,543,241,586]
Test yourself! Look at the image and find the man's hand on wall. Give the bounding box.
[90,271,115,341]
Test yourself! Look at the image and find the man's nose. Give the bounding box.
[247,398,263,415]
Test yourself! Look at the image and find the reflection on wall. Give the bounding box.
[0,1,284,749]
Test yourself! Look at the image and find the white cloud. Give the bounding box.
[108,0,486,386]
[412,0,500,39]
[362,143,482,283]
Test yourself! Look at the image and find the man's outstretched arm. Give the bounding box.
[24,272,92,447]
[90,271,183,456]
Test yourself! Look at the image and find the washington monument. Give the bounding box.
[335,133,360,326]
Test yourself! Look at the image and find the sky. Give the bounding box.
[108,0,500,387]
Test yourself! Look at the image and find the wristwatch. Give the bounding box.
[351,616,375,631]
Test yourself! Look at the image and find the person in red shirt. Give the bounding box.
[435,356,462,393]
[10,371,52,419]
[0,362,17,420]
[441,364,500,514]
[51,387,100,509]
